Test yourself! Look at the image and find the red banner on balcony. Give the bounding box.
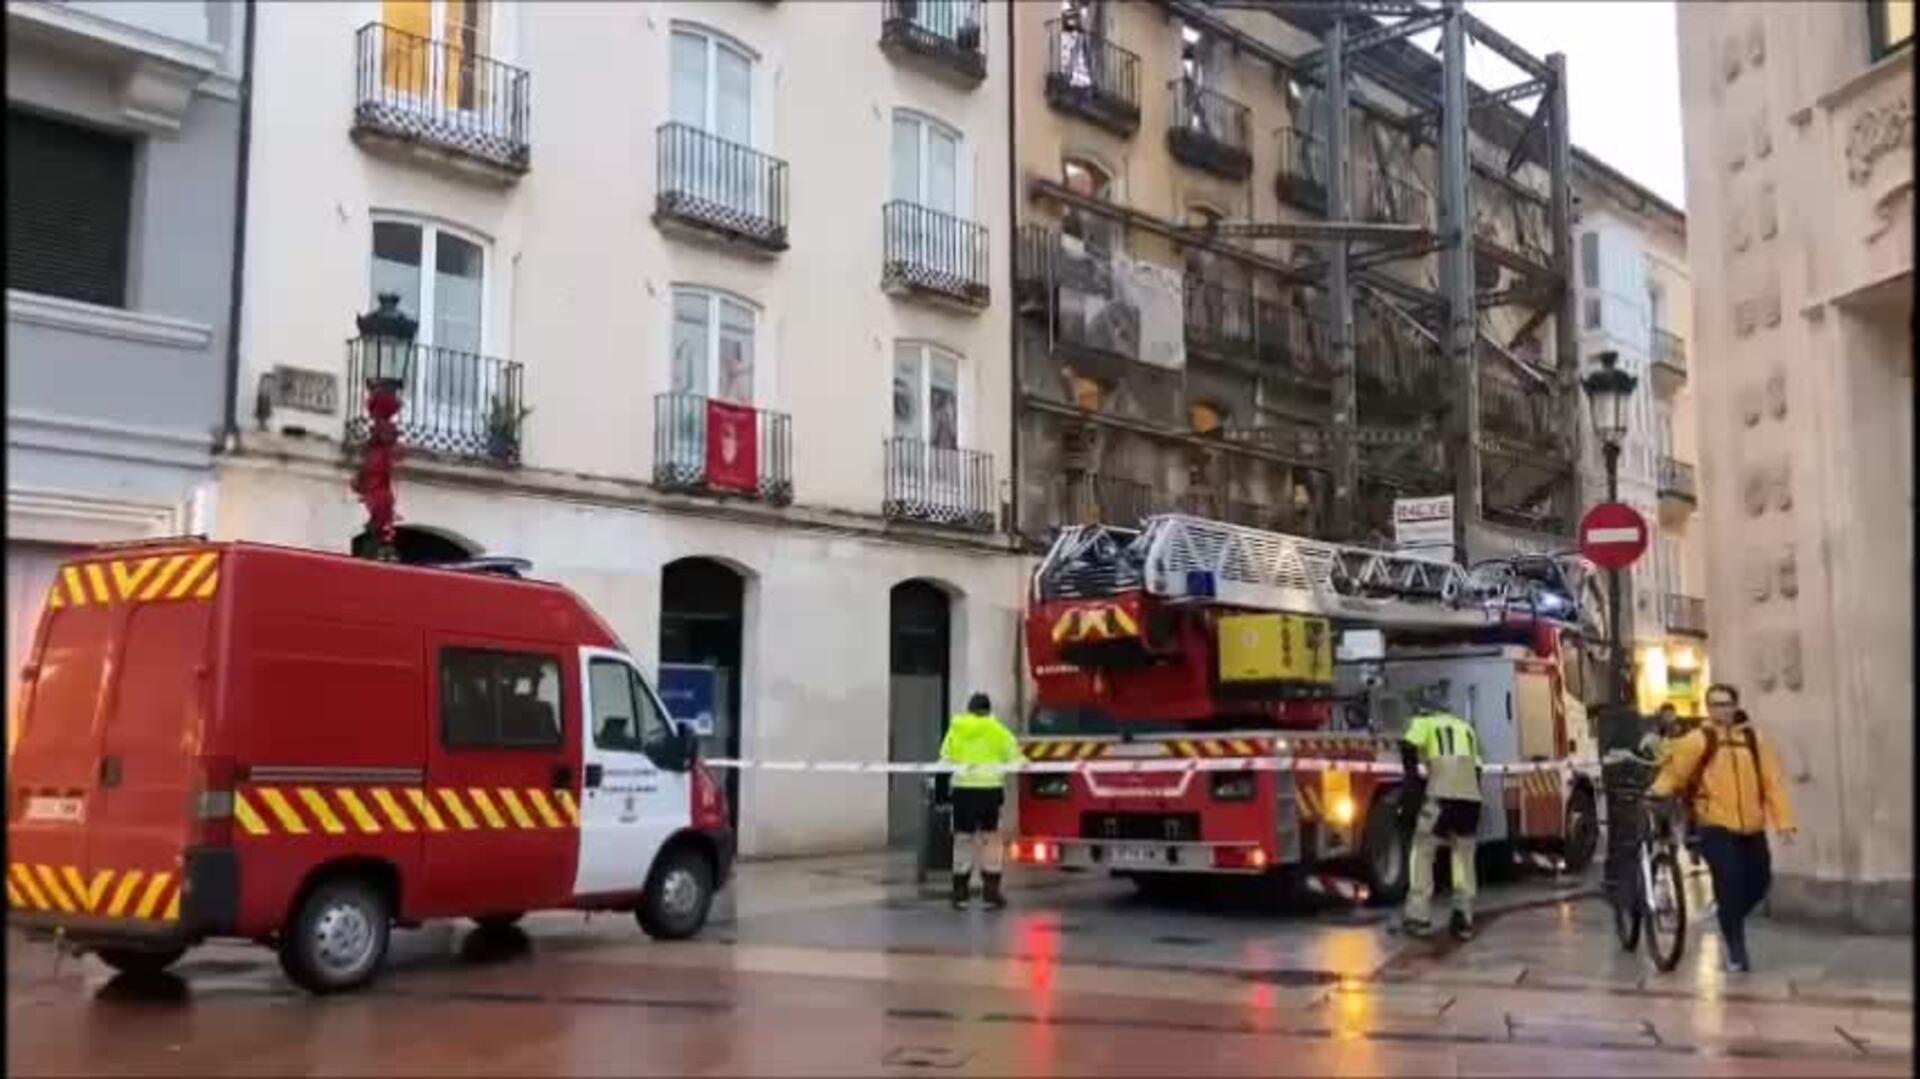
[705,399,759,494]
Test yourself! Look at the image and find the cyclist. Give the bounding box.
[1649,684,1795,973]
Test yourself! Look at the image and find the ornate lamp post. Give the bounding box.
[350,293,417,561]
[1581,349,1638,709]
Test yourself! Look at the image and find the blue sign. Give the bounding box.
[658,664,717,736]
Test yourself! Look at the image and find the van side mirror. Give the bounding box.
[673,722,700,769]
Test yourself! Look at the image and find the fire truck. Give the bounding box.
[1011,514,1603,904]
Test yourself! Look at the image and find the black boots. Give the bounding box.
[951,874,970,909]
[982,873,1006,909]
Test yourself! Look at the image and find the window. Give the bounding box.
[1190,400,1225,435]
[371,218,487,416]
[1870,0,1914,59]
[894,342,962,449]
[380,0,493,112]
[1580,231,1600,289]
[6,109,134,308]
[672,26,753,146]
[439,647,563,748]
[588,658,672,755]
[670,286,757,405]
[1063,157,1111,200]
[893,111,962,215]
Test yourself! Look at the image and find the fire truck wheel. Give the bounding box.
[637,846,713,941]
[1359,788,1411,906]
[95,946,187,977]
[278,877,392,994]
[1560,785,1599,874]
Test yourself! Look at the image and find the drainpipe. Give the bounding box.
[217,0,258,452]
[1003,0,1027,730]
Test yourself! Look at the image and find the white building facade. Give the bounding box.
[216,0,1022,857]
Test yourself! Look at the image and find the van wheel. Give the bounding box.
[473,913,525,932]
[1561,785,1600,875]
[636,846,713,941]
[96,946,187,976]
[278,878,391,994]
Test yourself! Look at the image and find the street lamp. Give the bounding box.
[350,293,417,562]
[1581,348,1638,710]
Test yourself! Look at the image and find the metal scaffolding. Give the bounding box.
[1160,0,1580,558]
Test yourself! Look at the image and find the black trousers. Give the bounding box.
[1696,826,1772,964]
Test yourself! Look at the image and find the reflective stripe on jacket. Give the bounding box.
[1403,710,1482,803]
[1650,723,1794,834]
[940,711,1021,789]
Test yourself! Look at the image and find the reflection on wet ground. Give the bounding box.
[8,855,1911,1076]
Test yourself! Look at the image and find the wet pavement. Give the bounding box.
[8,854,1912,1076]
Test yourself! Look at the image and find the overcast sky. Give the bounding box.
[1416,1,1688,209]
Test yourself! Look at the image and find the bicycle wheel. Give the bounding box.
[1612,872,1643,952]
[1642,848,1688,973]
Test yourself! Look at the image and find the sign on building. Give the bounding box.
[1393,494,1455,564]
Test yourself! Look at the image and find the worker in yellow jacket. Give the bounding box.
[1650,683,1795,973]
[939,693,1022,910]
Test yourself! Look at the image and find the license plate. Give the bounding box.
[24,797,83,823]
[1105,844,1164,866]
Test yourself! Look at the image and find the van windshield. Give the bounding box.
[1027,708,1193,738]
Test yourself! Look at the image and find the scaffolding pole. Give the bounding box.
[1438,0,1480,558]
[1548,51,1582,521]
[1326,13,1358,539]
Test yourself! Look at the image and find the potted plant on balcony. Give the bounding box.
[485,395,532,463]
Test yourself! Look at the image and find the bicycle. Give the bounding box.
[1612,797,1689,972]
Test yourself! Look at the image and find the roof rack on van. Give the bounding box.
[440,556,533,579]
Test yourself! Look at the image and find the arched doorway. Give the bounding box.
[659,558,746,827]
[888,579,952,847]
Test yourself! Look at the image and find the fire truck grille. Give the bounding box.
[1080,812,1202,843]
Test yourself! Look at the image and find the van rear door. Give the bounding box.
[8,549,221,925]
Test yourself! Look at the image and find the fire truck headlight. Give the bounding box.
[1330,795,1357,827]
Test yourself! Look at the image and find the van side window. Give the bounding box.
[439,648,564,749]
[588,658,672,756]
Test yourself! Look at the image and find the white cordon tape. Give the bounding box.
[703,755,1603,779]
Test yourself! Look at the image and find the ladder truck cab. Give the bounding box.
[1013,514,1603,904]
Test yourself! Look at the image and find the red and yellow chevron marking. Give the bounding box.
[1020,740,1107,762]
[44,552,219,612]
[1167,738,1269,759]
[234,785,579,837]
[7,863,180,921]
[1048,604,1141,644]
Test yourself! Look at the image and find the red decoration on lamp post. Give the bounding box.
[351,293,416,561]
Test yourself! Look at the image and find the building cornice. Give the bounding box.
[8,290,217,351]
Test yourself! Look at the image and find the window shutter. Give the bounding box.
[6,110,135,308]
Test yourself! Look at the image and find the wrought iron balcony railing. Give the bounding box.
[1167,81,1252,181]
[1480,378,1557,448]
[1356,325,1447,425]
[1044,20,1141,135]
[1664,593,1708,637]
[1052,474,1163,531]
[653,393,793,505]
[883,439,996,531]
[1652,328,1688,378]
[345,337,526,465]
[352,22,530,174]
[1357,166,1432,227]
[655,123,790,252]
[1276,127,1329,213]
[1184,279,1257,360]
[883,201,990,308]
[1658,456,1698,503]
[880,0,986,84]
[1253,298,1333,384]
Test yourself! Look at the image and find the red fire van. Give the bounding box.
[7,540,732,993]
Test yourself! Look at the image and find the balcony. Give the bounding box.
[1651,328,1688,394]
[654,123,789,254]
[345,338,525,466]
[1479,379,1558,452]
[1184,280,1257,363]
[1664,593,1708,638]
[883,440,996,531]
[1253,298,1333,387]
[1052,474,1163,531]
[1356,167,1431,228]
[352,23,530,180]
[653,394,793,505]
[1276,127,1330,214]
[1356,323,1446,426]
[1167,82,1252,182]
[1658,456,1697,520]
[882,201,991,310]
[879,0,986,87]
[1044,20,1140,137]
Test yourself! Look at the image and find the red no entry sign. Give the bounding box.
[1579,502,1649,569]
